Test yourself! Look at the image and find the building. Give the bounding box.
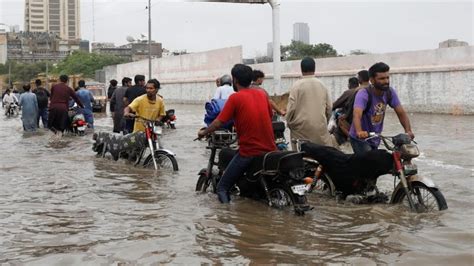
[24,0,81,40]
[293,22,310,44]
[439,39,469,48]
[9,25,20,33]
[92,41,163,62]
[0,33,7,64]
[5,31,84,63]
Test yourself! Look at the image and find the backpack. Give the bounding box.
[204,99,233,130]
[336,87,392,139]
[35,88,49,109]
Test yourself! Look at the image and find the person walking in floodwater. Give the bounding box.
[48,75,83,135]
[18,84,39,132]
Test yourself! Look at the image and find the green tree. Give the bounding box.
[281,40,338,61]
[52,51,128,78]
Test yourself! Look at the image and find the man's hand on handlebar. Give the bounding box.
[124,113,136,118]
[356,130,369,139]
[197,128,208,140]
[406,130,415,140]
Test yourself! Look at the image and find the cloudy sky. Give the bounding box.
[0,0,472,57]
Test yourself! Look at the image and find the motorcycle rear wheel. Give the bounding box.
[311,173,335,197]
[392,182,448,212]
[143,151,179,171]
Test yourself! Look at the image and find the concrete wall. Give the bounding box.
[103,45,474,115]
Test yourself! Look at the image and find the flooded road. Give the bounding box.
[0,104,473,264]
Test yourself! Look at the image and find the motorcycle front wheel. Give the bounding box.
[392,182,448,212]
[143,151,179,171]
[196,172,212,192]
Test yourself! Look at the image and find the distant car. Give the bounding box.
[86,82,107,112]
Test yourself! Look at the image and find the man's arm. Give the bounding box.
[286,89,297,127]
[352,107,368,139]
[198,119,224,139]
[394,105,415,139]
[70,89,84,108]
[110,91,116,112]
[332,90,351,111]
[325,90,333,123]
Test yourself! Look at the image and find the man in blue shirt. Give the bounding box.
[75,80,95,128]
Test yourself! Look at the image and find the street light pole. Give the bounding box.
[268,0,281,95]
[148,0,152,80]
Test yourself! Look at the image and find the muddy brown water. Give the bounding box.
[0,104,473,264]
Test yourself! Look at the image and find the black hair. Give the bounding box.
[301,57,316,73]
[35,79,42,86]
[357,70,369,82]
[23,83,31,91]
[134,74,145,84]
[78,80,86,87]
[252,70,265,82]
[368,62,390,78]
[147,78,160,89]
[59,74,68,82]
[110,79,118,86]
[122,77,132,86]
[348,77,359,89]
[231,64,253,88]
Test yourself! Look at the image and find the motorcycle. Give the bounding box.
[163,109,177,129]
[4,102,19,117]
[297,133,448,212]
[195,130,312,215]
[67,107,87,136]
[92,116,179,171]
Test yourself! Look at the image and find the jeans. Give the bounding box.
[350,136,376,154]
[37,108,48,128]
[217,153,254,203]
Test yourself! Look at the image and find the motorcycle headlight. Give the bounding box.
[153,125,163,135]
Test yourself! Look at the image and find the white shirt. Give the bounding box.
[213,84,234,100]
[3,94,18,105]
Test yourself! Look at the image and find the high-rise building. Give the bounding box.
[24,0,80,40]
[293,22,310,44]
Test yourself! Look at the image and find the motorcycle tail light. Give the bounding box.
[171,115,176,120]
[77,120,86,126]
[303,177,313,184]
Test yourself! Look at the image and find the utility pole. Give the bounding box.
[148,0,152,80]
[45,62,49,89]
[92,0,96,42]
[7,62,11,88]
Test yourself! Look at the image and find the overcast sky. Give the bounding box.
[0,0,472,57]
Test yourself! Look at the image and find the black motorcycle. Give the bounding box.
[195,130,312,215]
[296,133,448,212]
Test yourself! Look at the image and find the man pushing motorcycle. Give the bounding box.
[350,62,415,154]
[197,64,277,203]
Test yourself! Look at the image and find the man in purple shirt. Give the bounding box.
[349,62,414,154]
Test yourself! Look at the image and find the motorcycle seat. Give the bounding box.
[261,151,304,174]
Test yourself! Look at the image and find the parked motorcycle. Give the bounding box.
[195,130,312,215]
[92,116,178,171]
[163,109,177,129]
[297,133,448,212]
[67,107,87,136]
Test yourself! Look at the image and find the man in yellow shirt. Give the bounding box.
[124,79,165,133]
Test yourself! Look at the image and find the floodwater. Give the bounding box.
[0,104,473,264]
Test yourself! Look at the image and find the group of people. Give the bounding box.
[199,58,414,204]
[109,75,166,134]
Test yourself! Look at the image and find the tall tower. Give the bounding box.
[25,0,81,40]
[292,22,310,44]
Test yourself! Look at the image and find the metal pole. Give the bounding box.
[148,0,152,80]
[7,62,11,88]
[45,62,49,89]
[268,0,281,95]
[92,0,96,42]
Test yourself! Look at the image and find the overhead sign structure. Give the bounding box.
[187,0,281,93]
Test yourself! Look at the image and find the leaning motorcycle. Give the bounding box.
[195,130,312,215]
[298,133,448,212]
[92,116,179,171]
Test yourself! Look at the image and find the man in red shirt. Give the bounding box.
[198,64,276,203]
[48,75,83,135]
